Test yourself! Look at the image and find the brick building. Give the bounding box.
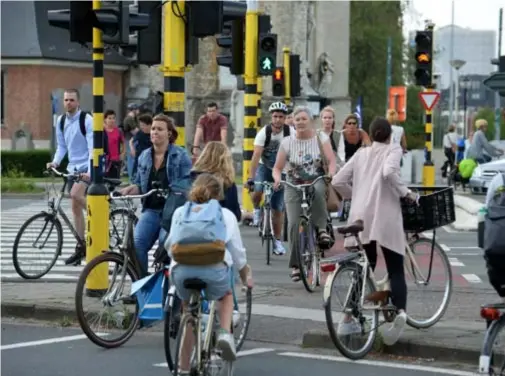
[1,1,131,150]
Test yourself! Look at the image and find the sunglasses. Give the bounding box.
[347,121,357,125]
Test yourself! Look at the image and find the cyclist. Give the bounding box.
[166,173,253,367]
[332,116,417,345]
[247,101,294,255]
[273,106,336,282]
[467,119,504,164]
[338,114,371,163]
[441,124,459,177]
[120,114,192,276]
[46,88,93,265]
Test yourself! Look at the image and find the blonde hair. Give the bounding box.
[188,173,224,204]
[320,106,336,130]
[386,109,398,124]
[193,142,235,187]
[475,119,488,129]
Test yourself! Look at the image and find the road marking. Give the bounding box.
[0,333,107,350]
[443,225,458,234]
[278,352,477,376]
[450,246,480,250]
[440,243,451,252]
[448,257,464,267]
[153,348,275,367]
[422,232,433,239]
[462,274,482,283]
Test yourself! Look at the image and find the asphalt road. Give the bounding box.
[0,322,476,376]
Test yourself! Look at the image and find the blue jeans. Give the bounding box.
[254,164,284,211]
[170,264,231,302]
[126,140,135,182]
[134,209,167,275]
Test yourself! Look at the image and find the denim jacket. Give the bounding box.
[134,145,192,195]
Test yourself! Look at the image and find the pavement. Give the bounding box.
[0,321,480,376]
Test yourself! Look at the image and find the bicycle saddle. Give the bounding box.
[104,177,122,187]
[337,219,364,235]
[183,278,207,291]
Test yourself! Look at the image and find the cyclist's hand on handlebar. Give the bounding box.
[273,178,281,191]
[46,162,57,170]
[120,185,139,196]
[244,275,254,290]
[246,178,255,191]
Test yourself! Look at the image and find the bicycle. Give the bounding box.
[322,187,455,360]
[479,303,505,375]
[253,181,276,265]
[12,167,128,279]
[280,175,334,293]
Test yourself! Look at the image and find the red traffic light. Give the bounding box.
[416,52,431,64]
[274,68,283,81]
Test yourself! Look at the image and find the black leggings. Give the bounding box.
[364,241,407,311]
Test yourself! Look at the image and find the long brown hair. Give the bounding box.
[193,142,235,188]
[188,173,224,204]
[320,106,336,130]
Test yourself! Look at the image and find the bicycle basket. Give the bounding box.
[401,187,456,233]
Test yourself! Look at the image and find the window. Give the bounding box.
[1,70,4,125]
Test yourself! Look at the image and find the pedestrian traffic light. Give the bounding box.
[258,33,277,76]
[414,30,434,87]
[47,1,151,46]
[289,54,301,97]
[272,67,285,97]
[216,20,245,75]
[137,1,162,65]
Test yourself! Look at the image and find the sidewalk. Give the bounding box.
[452,193,483,231]
[0,282,487,364]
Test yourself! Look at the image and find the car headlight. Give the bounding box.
[472,167,482,178]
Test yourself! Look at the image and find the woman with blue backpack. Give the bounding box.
[120,114,192,276]
[165,173,253,370]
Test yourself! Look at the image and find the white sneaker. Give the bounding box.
[382,311,407,346]
[217,329,237,361]
[252,209,261,227]
[337,317,362,336]
[273,240,286,255]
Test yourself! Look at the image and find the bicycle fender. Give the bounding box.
[323,267,339,305]
[479,314,505,374]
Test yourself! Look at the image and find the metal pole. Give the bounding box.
[385,36,392,113]
[163,1,186,146]
[448,0,455,126]
[423,88,435,187]
[86,0,109,297]
[463,87,468,134]
[257,77,263,129]
[495,8,503,140]
[242,0,259,213]
[283,47,291,106]
[455,69,460,133]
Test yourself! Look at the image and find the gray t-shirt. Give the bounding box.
[467,130,500,160]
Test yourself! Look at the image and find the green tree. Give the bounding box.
[349,1,404,130]
[475,107,505,141]
[403,85,425,149]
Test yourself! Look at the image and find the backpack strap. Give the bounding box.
[264,125,272,148]
[59,114,66,134]
[283,124,290,137]
[79,111,88,137]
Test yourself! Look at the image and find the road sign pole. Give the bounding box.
[242,0,258,214]
[283,47,291,106]
[422,87,435,187]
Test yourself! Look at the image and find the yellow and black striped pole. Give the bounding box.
[422,87,435,187]
[86,0,109,297]
[257,77,262,129]
[283,47,291,106]
[163,0,185,147]
[242,1,259,212]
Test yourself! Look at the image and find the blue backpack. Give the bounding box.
[170,199,226,265]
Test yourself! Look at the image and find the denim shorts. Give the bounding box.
[254,164,284,212]
[170,264,231,302]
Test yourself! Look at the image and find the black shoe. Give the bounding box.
[65,246,86,266]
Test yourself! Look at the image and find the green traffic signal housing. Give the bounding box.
[414,30,433,87]
[257,33,277,76]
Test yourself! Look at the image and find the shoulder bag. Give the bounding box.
[316,134,342,212]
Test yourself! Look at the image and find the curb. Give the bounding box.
[1,302,77,322]
[302,330,479,364]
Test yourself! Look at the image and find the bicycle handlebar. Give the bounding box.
[110,188,170,201]
[280,175,330,190]
[45,167,80,180]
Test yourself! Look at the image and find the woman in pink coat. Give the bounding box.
[331,116,417,346]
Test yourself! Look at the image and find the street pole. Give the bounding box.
[448,0,455,126]
[163,1,185,147]
[495,8,503,140]
[454,69,460,133]
[257,77,263,129]
[385,36,392,113]
[283,47,291,106]
[86,0,109,297]
[423,23,435,188]
[242,0,259,213]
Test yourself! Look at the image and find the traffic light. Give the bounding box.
[258,33,277,76]
[272,67,285,97]
[216,20,245,75]
[137,1,162,65]
[47,1,151,46]
[290,54,301,97]
[414,30,434,87]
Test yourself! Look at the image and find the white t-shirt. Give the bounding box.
[391,125,404,145]
[443,132,459,148]
[254,125,295,168]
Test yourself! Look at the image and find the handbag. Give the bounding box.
[316,133,342,212]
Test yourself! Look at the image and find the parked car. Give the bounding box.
[468,140,505,194]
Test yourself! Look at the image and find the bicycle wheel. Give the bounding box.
[296,220,318,293]
[75,252,140,348]
[163,285,178,373]
[173,314,199,376]
[324,262,379,360]
[480,314,505,375]
[233,286,252,352]
[109,208,137,250]
[12,212,63,280]
[262,207,272,265]
[405,237,453,329]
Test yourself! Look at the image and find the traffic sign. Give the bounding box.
[483,72,505,91]
[418,91,440,111]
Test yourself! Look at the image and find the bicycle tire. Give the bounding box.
[12,212,63,280]
[163,289,177,373]
[234,287,252,352]
[406,237,453,329]
[109,208,138,250]
[324,262,379,360]
[75,252,140,349]
[264,208,271,265]
[479,314,505,375]
[173,314,198,376]
[296,220,317,293]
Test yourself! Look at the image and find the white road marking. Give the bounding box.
[448,257,464,267]
[440,243,451,252]
[462,274,482,283]
[278,352,477,376]
[450,246,481,250]
[1,333,108,350]
[443,225,458,234]
[153,348,275,367]
[422,232,434,239]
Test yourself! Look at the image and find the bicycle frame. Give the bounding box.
[260,183,275,239]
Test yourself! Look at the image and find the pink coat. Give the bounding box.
[332,142,408,255]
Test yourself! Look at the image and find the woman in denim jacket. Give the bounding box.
[120,114,192,275]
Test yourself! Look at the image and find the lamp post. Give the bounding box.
[450,59,466,135]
